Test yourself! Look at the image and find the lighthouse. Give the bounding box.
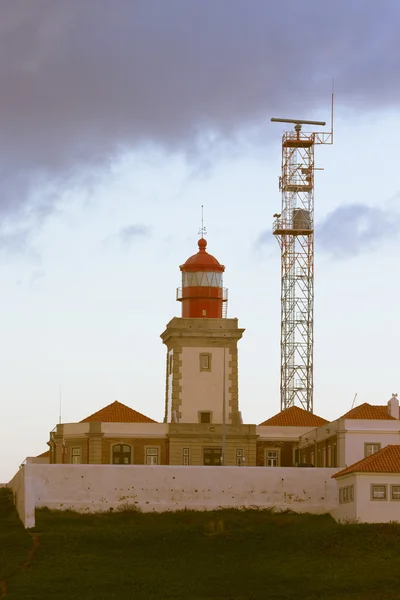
[177,237,227,319]
[160,237,256,466]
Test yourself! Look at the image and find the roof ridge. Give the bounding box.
[80,400,156,424]
[341,402,395,420]
[259,405,328,427]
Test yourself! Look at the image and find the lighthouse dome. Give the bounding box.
[180,238,225,273]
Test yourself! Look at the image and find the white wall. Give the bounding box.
[8,466,36,529]
[356,473,400,523]
[25,457,50,464]
[300,418,400,467]
[344,423,400,467]
[331,474,358,523]
[333,473,400,523]
[180,346,230,423]
[10,464,339,528]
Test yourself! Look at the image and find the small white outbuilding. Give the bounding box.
[332,445,400,523]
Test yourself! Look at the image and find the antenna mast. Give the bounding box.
[271,100,333,413]
[198,204,207,238]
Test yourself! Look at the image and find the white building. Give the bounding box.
[299,395,400,468]
[333,445,400,523]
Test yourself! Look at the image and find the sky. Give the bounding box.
[1,0,400,481]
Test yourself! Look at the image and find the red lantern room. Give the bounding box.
[177,238,228,318]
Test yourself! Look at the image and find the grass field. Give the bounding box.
[2,493,400,599]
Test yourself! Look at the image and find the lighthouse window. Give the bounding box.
[200,353,211,371]
[182,272,222,287]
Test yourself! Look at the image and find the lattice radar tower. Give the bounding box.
[271,114,333,413]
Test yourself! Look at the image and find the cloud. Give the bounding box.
[0,227,38,259]
[255,230,275,250]
[317,204,400,258]
[29,269,46,288]
[103,224,151,249]
[118,225,151,246]
[255,204,400,258]
[1,0,400,232]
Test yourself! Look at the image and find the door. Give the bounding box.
[203,447,222,466]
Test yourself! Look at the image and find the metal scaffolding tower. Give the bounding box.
[271,113,333,413]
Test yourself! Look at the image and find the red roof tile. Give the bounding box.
[80,401,157,424]
[333,445,400,478]
[259,406,328,427]
[341,403,395,420]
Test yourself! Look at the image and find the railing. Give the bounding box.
[222,294,228,318]
[176,287,228,301]
[273,218,313,235]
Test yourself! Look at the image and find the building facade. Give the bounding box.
[299,396,400,468]
[36,239,399,478]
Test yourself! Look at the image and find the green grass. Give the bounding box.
[2,503,400,599]
[0,489,33,594]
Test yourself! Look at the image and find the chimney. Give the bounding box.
[387,393,399,419]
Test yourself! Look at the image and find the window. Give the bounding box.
[371,484,387,500]
[146,447,159,465]
[236,449,243,466]
[322,448,326,468]
[391,485,400,501]
[112,444,131,465]
[365,443,381,458]
[265,449,280,467]
[327,446,331,467]
[339,485,354,504]
[169,353,173,375]
[71,447,81,464]
[199,411,211,424]
[182,272,222,287]
[183,448,190,466]
[200,353,211,372]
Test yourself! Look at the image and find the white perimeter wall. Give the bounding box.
[8,466,35,528]
[9,464,339,528]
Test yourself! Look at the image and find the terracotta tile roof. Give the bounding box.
[259,405,328,427]
[341,402,395,420]
[333,445,400,478]
[80,400,157,424]
[36,450,50,458]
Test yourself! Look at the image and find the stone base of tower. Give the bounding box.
[168,423,257,466]
[160,317,245,427]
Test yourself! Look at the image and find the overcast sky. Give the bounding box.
[1,1,400,481]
